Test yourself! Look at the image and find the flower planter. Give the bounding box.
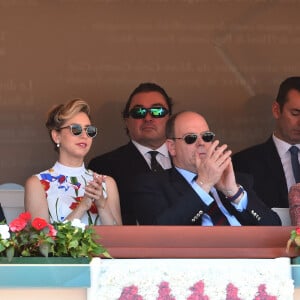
[0,257,91,288]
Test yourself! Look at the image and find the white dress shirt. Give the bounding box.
[131,140,172,170]
[272,134,300,191]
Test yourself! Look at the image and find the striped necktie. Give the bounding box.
[193,175,229,226]
[207,199,230,226]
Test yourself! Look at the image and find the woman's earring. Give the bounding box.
[56,143,60,148]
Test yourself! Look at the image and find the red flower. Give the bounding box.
[9,217,27,232]
[19,212,31,222]
[32,218,48,230]
[47,224,57,238]
[40,179,50,191]
[296,227,300,235]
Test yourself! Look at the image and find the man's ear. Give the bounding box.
[272,101,280,119]
[166,139,176,157]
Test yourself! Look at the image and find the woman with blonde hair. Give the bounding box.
[25,98,122,225]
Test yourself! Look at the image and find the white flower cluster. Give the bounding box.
[0,224,10,239]
[65,218,86,231]
[89,258,294,300]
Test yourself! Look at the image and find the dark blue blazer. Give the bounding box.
[232,136,288,208]
[131,167,281,226]
[88,141,153,225]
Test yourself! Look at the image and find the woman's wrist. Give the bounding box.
[95,197,107,210]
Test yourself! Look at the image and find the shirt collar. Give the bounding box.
[132,140,169,157]
[175,167,196,184]
[272,134,300,157]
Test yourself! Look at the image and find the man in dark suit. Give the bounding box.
[88,83,173,224]
[232,77,300,209]
[131,111,281,226]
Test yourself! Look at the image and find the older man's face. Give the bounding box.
[167,112,212,173]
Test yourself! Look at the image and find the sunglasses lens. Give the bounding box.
[129,107,169,119]
[202,132,215,142]
[86,126,97,138]
[150,107,169,118]
[70,124,82,136]
[129,107,147,119]
[184,134,198,144]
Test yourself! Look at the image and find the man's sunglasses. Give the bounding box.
[59,124,98,138]
[128,106,169,119]
[172,131,215,144]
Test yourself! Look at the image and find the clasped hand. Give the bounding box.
[83,173,107,210]
[195,140,238,195]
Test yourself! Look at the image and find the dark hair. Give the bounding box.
[122,82,173,118]
[276,77,300,111]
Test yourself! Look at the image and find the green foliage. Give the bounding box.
[52,221,110,258]
[0,212,110,262]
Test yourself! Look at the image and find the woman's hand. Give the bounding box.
[84,173,107,209]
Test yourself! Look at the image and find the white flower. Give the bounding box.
[0,224,10,240]
[71,218,86,232]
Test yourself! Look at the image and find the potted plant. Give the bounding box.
[0,212,109,288]
[0,211,110,263]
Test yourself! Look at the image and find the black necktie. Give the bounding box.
[149,151,164,172]
[290,146,300,183]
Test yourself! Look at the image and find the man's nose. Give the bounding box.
[195,136,202,145]
[144,111,153,121]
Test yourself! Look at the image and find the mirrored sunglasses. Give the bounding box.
[59,124,97,138]
[128,106,169,119]
[173,131,215,144]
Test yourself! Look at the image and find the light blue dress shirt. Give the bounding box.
[176,167,248,226]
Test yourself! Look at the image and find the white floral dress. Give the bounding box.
[36,161,105,225]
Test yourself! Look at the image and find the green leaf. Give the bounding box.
[39,242,50,257]
[6,246,15,262]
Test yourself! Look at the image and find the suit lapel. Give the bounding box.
[168,168,192,194]
[125,142,152,171]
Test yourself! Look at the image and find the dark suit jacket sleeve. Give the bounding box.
[132,170,281,226]
[131,171,207,225]
[232,137,289,208]
[229,173,282,226]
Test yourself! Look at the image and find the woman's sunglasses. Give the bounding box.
[128,106,169,119]
[59,124,98,138]
[172,131,215,144]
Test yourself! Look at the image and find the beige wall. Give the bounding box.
[0,0,299,184]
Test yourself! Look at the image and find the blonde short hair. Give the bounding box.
[46,98,92,151]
